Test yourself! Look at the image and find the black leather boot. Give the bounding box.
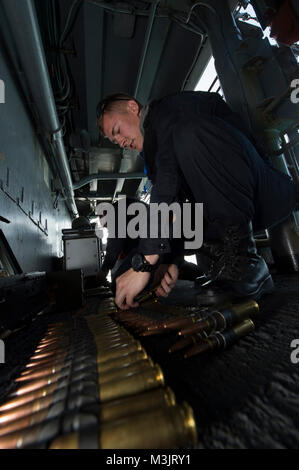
[195,224,274,305]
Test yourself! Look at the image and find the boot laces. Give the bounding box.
[205,226,251,282]
[223,225,252,280]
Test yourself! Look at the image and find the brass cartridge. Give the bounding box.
[93,334,134,345]
[89,322,120,329]
[99,387,176,423]
[9,373,70,398]
[30,335,138,361]
[169,332,208,353]
[96,349,148,373]
[143,315,201,334]
[184,318,255,358]
[5,348,149,405]
[19,363,66,380]
[0,378,172,433]
[12,353,146,397]
[34,341,70,354]
[0,394,59,426]
[0,420,59,449]
[37,337,69,347]
[50,402,197,449]
[134,286,158,305]
[180,300,259,336]
[15,356,153,388]
[25,347,147,376]
[140,327,171,337]
[95,341,143,363]
[28,350,68,362]
[161,315,203,329]
[100,401,196,449]
[0,350,148,414]
[0,404,60,437]
[99,358,154,384]
[21,338,129,374]
[24,353,69,370]
[18,341,139,383]
[99,365,164,403]
[0,383,59,412]
[88,330,131,339]
[29,339,111,362]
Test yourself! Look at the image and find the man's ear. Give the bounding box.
[127,100,139,115]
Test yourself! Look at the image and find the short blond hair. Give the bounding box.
[96,93,142,135]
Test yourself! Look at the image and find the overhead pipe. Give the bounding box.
[88,0,166,18]
[73,173,145,191]
[134,0,160,99]
[2,0,78,217]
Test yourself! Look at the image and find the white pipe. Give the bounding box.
[2,0,78,217]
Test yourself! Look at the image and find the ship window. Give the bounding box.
[194,56,224,97]
[184,254,197,265]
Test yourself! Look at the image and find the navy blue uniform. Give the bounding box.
[139,91,296,255]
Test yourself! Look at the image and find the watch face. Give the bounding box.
[132,253,144,271]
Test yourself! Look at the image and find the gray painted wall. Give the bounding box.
[0,33,72,273]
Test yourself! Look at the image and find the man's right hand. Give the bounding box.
[115,268,151,310]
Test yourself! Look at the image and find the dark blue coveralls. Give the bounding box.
[138,91,296,256]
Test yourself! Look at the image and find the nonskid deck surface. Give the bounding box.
[0,274,298,449]
[138,275,299,449]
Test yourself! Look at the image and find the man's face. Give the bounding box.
[101,100,144,152]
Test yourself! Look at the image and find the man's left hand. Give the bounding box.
[154,264,179,298]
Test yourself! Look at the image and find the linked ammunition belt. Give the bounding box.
[112,298,259,358]
[0,293,197,449]
[0,284,258,449]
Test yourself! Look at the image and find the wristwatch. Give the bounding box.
[131,253,157,273]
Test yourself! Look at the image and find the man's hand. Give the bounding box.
[154,264,179,298]
[115,268,151,310]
